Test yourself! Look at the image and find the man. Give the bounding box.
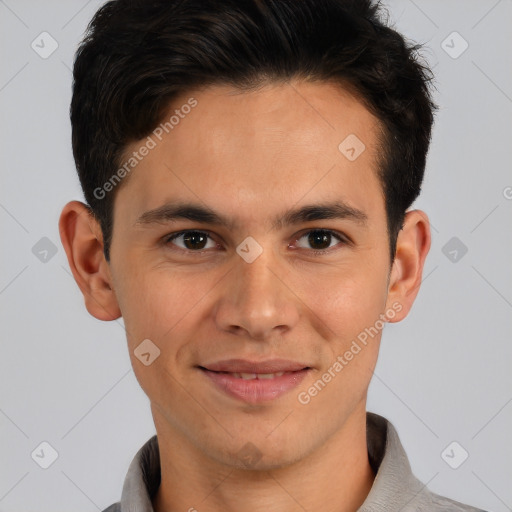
[59,0,486,510]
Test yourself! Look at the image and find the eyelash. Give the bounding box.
[163,229,349,256]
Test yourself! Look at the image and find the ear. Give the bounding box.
[58,200,121,321]
[384,209,431,322]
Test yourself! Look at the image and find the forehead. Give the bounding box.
[169,80,381,162]
[114,80,385,230]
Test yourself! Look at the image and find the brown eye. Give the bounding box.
[166,231,215,251]
[294,229,345,252]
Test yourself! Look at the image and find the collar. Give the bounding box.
[117,412,449,511]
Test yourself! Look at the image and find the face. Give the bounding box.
[104,81,404,469]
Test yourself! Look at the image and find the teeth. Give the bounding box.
[240,373,257,380]
[229,372,286,379]
[258,372,284,379]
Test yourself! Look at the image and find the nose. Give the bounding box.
[213,244,300,340]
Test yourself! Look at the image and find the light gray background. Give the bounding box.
[1,1,511,511]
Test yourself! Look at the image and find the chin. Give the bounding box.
[210,434,310,471]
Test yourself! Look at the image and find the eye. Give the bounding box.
[163,228,348,255]
[293,229,347,253]
[165,230,217,252]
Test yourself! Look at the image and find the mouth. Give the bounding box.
[198,363,312,403]
[199,358,311,374]
[200,369,300,380]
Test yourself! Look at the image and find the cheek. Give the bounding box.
[296,274,386,410]
[304,266,388,338]
[115,268,207,402]
[116,265,218,355]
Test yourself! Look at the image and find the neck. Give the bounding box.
[152,406,375,512]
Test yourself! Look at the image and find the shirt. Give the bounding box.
[102,412,487,512]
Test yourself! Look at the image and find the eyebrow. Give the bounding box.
[134,200,368,231]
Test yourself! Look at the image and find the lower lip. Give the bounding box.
[200,368,310,404]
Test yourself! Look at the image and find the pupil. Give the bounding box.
[184,231,207,250]
[308,230,330,250]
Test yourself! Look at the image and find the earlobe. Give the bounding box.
[385,209,431,322]
[58,200,122,321]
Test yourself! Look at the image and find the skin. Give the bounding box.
[59,80,430,512]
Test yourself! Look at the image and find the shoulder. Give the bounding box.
[419,488,488,512]
[365,412,488,512]
[101,502,121,512]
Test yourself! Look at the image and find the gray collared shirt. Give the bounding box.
[103,412,486,511]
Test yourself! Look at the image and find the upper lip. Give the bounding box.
[200,358,311,374]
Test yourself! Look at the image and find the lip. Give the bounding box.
[200,358,311,374]
[198,359,311,404]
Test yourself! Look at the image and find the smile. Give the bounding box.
[199,367,311,403]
